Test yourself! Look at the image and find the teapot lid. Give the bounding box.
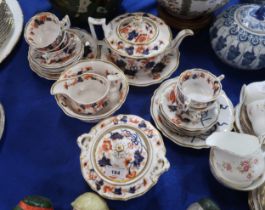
[235,4,265,35]
[78,115,169,200]
[105,12,171,58]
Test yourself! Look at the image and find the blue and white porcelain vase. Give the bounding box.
[210,4,265,70]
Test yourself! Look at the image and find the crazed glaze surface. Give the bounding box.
[210,4,265,70]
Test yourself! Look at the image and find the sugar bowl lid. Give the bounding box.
[77,115,169,200]
[105,12,172,58]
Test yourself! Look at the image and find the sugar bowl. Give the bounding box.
[77,114,169,200]
[88,12,193,78]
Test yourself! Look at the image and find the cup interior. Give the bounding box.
[25,12,61,49]
[63,74,109,105]
[178,70,222,103]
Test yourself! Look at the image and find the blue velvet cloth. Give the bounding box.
[0,0,264,209]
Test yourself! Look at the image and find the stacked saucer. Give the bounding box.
[24,12,98,80]
[50,59,129,123]
[158,69,223,137]
[0,0,14,47]
[249,183,265,210]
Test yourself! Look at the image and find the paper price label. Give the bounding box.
[105,166,127,179]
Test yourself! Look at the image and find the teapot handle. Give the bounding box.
[88,17,108,42]
[171,29,194,49]
[77,134,93,150]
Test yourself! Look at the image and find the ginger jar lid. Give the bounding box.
[235,4,265,35]
[105,12,172,58]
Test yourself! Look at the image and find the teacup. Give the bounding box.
[207,132,265,188]
[176,69,224,111]
[51,73,121,115]
[24,12,70,50]
[247,99,265,137]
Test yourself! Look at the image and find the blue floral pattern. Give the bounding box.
[210,4,265,70]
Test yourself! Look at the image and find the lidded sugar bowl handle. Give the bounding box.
[77,134,93,150]
[170,29,194,51]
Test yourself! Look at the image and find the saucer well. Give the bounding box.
[101,46,179,87]
[209,149,265,191]
[150,78,234,149]
[54,59,129,123]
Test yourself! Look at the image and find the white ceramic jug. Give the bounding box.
[206,132,265,188]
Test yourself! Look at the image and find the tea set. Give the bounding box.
[22,5,265,206]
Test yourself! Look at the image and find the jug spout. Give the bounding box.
[50,79,70,96]
[206,132,261,157]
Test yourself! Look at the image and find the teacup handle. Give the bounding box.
[107,74,123,93]
[60,15,71,29]
[217,74,225,81]
[77,134,92,150]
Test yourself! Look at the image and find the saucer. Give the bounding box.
[209,148,265,191]
[0,0,23,63]
[54,60,129,123]
[235,103,255,135]
[101,46,179,87]
[150,78,234,149]
[0,103,5,140]
[159,82,220,133]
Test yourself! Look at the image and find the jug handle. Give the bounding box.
[61,15,71,29]
[77,134,93,150]
[240,84,247,105]
[107,74,123,93]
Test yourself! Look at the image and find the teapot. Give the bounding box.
[88,12,193,76]
[206,132,265,187]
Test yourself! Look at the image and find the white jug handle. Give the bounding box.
[240,84,247,104]
[77,134,92,150]
[88,17,108,42]
[61,15,71,29]
[107,74,123,93]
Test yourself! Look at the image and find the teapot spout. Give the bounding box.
[171,29,194,50]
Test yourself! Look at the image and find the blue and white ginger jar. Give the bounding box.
[210,4,265,70]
